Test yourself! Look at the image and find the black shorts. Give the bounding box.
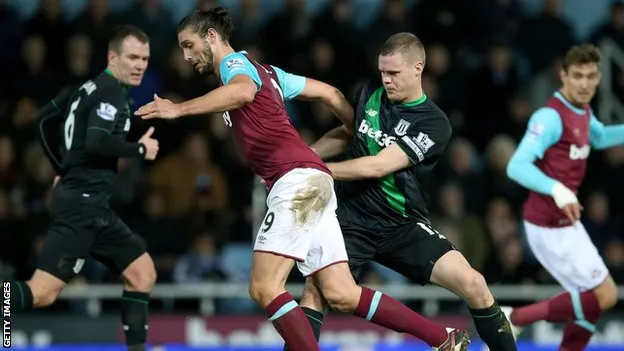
[341,219,456,285]
[38,189,146,282]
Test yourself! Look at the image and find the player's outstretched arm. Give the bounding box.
[326,144,412,180]
[86,91,157,159]
[135,76,256,119]
[326,118,450,180]
[589,114,624,149]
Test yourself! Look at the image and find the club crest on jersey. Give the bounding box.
[394,119,410,136]
[96,102,117,121]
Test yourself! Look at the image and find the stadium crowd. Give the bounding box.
[0,0,623,314]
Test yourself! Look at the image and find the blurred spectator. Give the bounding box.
[148,132,228,217]
[173,234,224,283]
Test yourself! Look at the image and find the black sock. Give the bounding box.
[283,307,324,351]
[9,281,34,311]
[470,301,517,351]
[121,290,149,351]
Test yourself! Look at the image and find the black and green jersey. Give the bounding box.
[336,82,451,226]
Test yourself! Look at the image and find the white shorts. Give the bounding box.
[524,221,609,291]
[253,168,348,277]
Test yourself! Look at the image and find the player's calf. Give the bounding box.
[593,275,618,311]
[430,251,517,350]
[249,252,320,351]
[10,270,66,311]
[120,253,157,351]
[313,262,465,349]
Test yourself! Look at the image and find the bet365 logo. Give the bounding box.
[358,119,396,147]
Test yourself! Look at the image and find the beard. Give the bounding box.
[198,45,214,74]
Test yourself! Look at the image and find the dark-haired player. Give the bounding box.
[299,32,517,351]
[136,8,467,351]
[505,44,623,349]
[11,25,158,351]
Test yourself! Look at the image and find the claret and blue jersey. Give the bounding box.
[216,51,329,189]
[507,91,624,226]
[508,91,624,194]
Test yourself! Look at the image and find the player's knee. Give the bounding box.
[27,279,63,308]
[594,277,618,310]
[459,270,493,308]
[122,254,157,292]
[248,278,284,309]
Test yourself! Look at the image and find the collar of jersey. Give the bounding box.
[554,91,585,116]
[398,93,427,107]
[104,68,131,92]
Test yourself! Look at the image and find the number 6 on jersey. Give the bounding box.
[64,98,81,150]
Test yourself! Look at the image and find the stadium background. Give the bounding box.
[1,0,624,349]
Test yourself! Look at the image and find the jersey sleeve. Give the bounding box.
[219,52,262,88]
[589,113,624,149]
[36,88,75,174]
[395,116,451,164]
[87,88,127,133]
[85,87,144,158]
[506,107,562,195]
[516,107,563,159]
[270,65,306,100]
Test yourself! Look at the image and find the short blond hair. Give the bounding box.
[380,32,426,64]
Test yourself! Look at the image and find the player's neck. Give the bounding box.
[104,66,129,90]
[214,44,236,78]
[402,86,425,105]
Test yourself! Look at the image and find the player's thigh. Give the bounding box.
[297,210,349,278]
[253,168,333,265]
[340,221,377,281]
[376,221,456,285]
[38,209,96,283]
[524,221,609,291]
[90,209,148,276]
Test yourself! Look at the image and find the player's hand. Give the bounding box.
[139,127,159,160]
[135,94,181,120]
[551,182,582,223]
[562,203,583,223]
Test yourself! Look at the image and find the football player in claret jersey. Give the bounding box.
[136,8,469,351]
[505,44,623,349]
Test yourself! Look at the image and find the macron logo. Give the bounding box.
[569,144,590,160]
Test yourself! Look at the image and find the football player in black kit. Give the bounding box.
[10,25,158,351]
[297,33,518,351]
